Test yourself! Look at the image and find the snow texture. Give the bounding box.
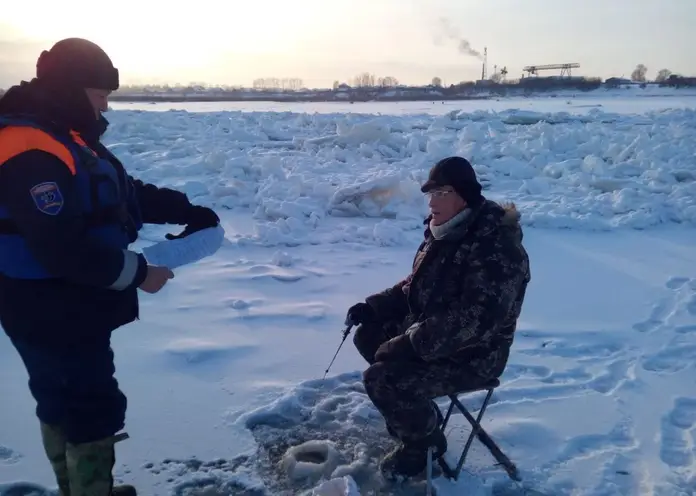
[1,95,696,496]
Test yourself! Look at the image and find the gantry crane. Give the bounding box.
[522,63,580,77]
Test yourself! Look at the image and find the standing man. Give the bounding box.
[0,38,219,495]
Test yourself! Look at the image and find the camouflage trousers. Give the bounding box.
[353,321,488,441]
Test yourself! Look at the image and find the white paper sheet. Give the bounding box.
[141,225,225,269]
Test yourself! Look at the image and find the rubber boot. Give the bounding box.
[380,428,448,479]
[386,400,444,438]
[65,432,137,496]
[39,422,71,496]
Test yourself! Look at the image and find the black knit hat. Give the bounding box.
[36,38,119,91]
[420,156,484,207]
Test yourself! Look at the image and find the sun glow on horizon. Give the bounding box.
[2,1,694,89]
[2,1,340,85]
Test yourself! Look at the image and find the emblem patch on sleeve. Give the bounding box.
[30,182,64,216]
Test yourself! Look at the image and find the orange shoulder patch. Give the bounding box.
[0,126,77,175]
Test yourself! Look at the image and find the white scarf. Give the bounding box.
[429,209,471,240]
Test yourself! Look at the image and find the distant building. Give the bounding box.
[604,77,633,88]
[334,83,352,100]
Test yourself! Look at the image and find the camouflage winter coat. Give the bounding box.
[365,200,530,379]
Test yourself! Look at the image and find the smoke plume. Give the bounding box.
[434,18,483,60]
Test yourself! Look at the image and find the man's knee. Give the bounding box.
[63,381,127,444]
[14,338,127,444]
[352,323,372,355]
[11,338,66,425]
[362,361,406,400]
[362,361,385,390]
[363,361,440,437]
[363,360,449,403]
[63,348,127,444]
[353,322,394,364]
[352,323,375,363]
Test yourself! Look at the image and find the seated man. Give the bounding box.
[345,156,530,479]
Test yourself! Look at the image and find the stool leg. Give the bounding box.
[441,400,456,431]
[473,429,520,481]
[426,446,434,496]
[453,388,494,475]
[437,387,520,482]
[451,391,520,481]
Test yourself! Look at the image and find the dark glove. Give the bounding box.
[166,206,220,240]
[374,334,419,362]
[345,302,375,326]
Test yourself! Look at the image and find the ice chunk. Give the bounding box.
[308,476,360,496]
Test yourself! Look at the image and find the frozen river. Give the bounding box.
[110,92,696,116]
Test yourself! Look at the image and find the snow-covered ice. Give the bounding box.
[1,96,696,495]
[105,103,696,235]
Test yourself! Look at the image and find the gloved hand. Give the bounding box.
[166,206,220,240]
[375,334,419,362]
[345,302,375,327]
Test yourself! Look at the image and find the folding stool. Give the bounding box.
[426,377,520,493]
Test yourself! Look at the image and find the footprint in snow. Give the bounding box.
[633,276,693,333]
[638,276,696,375]
[674,325,696,334]
[586,359,633,395]
[666,276,690,290]
[659,397,696,469]
[501,363,552,382]
[0,445,21,465]
[226,264,306,283]
[641,344,696,374]
[590,451,647,496]
[687,295,696,317]
[540,418,636,473]
[0,482,52,496]
[226,301,329,323]
[163,338,258,366]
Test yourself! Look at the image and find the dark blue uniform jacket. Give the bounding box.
[0,81,194,347]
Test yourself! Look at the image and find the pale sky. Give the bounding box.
[1,0,693,89]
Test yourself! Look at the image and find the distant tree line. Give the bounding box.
[331,73,401,89]
[326,64,692,93]
[630,64,680,83]
[116,83,245,93]
[35,63,691,97]
[252,78,304,90]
